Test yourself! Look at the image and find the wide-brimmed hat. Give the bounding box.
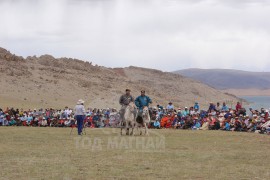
[77,99,85,104]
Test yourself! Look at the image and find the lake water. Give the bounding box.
[240,96,270,110]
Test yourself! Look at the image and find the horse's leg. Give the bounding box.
[129,121,133,136]
[126,121,129,135]
[134,121,138,136]
[145,114,150,136]
[120,121,124,135]
[145,122,149,136]
[131,122,135,136]
[135,122,140,135]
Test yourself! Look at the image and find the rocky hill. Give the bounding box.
[0,47,242,109]
[174,68,270,96]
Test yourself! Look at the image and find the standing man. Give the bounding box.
[119,89,134,121]
[194,102,200,111]
[236,102,242,112]
[135,90,152,117]
[74,99,86,135]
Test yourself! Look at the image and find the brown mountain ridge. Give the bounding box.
[0,47,241,109]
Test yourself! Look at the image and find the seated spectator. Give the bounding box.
[20,114,27,126]
[261,117,270,134]
[210,109,217,117]
[9,116,16,126]
[221,102,229,112]
[2,115,9,126]
[176,108,182,118]
[247,115,257,132]
[40,117,48,127]
[231,117,242,131]
[209,114,219,130]
[104,118,110,127]
[27,114,33,126]
[192,117,201,130]
[182,107,189,117]
[218,113,225,127]
[189,107,195,116]
[92,113,100,127]
[172,115,181,129]
[193,108,200,116]
[216,102,221,112]
[157,108,164,120]
[0,115,4,126]
[166,102,174,112]
[157,104,163,110]
[222,120,231,131]
[153,120,160,129]
[208,102,216,112]
[199,118,210,130]
[166,114,174,128]
[182,116,193,129]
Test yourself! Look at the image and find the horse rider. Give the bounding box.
[119,89,134,121]
[135,90,152,118]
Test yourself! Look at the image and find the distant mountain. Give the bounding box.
[174,68,270,90]
[0,47,241,109]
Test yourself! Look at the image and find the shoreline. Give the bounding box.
[222,88,270,97]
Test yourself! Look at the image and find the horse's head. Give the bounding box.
[127,102,135,111]
[124,103,135,115]
[142,106,149,118]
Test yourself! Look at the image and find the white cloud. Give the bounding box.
[0,0,270,72]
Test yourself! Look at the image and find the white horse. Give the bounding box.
[137,106,150,136]
[121,102,136,136]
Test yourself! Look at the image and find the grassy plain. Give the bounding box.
[0,127,269,180]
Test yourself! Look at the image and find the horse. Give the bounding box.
[137,106,150,135]
[121,102,137,136]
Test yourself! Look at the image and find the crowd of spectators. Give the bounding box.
[1,101,270,135]
[0,106,117,128]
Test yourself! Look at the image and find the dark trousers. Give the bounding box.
[76,115,84,135]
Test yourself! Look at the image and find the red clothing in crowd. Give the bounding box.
[236,103,242,112]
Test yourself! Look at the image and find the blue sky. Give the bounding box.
[1,0,270,72]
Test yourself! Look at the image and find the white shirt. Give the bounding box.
[167,104,174,110]
[74,105,86,116]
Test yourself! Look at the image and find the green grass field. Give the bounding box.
[0,127,269,180]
